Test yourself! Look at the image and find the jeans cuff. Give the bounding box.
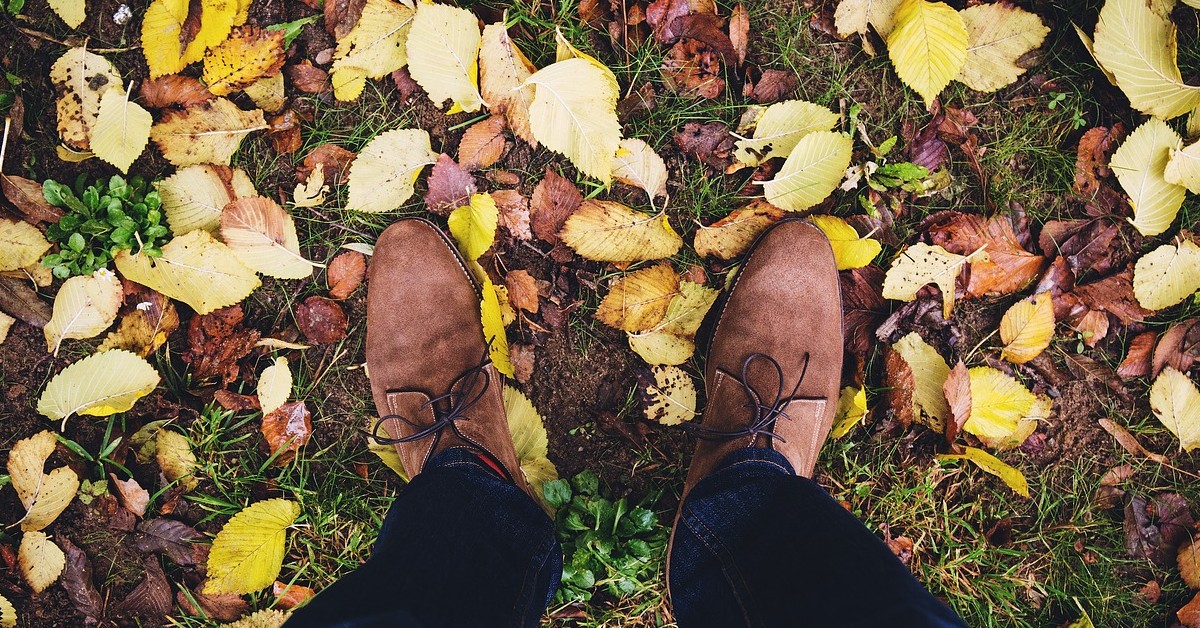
[714,446,796,476]
[424,446,490,472]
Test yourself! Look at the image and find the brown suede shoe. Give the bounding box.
[365,218,530,496]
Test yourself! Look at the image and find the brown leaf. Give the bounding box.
[113,557,172,619]
[458,115,509,171]
[943,361,971,444]
[1137,580,1161,604]
[1118,331,1156,380]
[675,121,733,170]
[177,586,249,622]
[297,144,356,185]
[505,270,539,314]
[1125,494,1163,564]
[273,581,317,609]
[59,538,104,625]
[1073,124,1125,199]
[646,0,714,43]
[510,342,535,385]
[840,265,888,370]
[1126,493,1195,567]
[0,273,51,328]
[286,61,332,94]
[925,211,1045,298]
[1070,268,1152,327]
[1181,591,1200,627]
[1153,319,1200,377]
[2,175,64,224]
[269,109,303,155]
[1099,418,1167,464]
[672,13,736,65]
[662,39,725,99]
[729,3,748,66]
[110,474,151,517]
[530,168,583,245]
[884,346,916,429]
[325,0,366,39]
[327,250,366,300]
[1037,219,1130,276]
[297,296,347,344]
[1071,309,1110,348]
[99,281,180,357]
[493,189,531,241]
[139,74,215,109]
[1062,353,1131,403]
[183,305,261,385]
[132,518,203,566]
[747,68,798,104]
[423,154,477,216]
[391,67,422,103]
[1181,540,1200,589]
[261,401,313,464]
[617,82,657,121]
[885,535,914,564]
[214,389,262,411]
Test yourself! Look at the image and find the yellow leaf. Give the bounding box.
[142,0,239,78]
[91,87,153,173]
[1133,239,1200,311]
[257,357,291,415]
[1151,366,1200,451]
[364,417,409,481]
[480,278,513,376]
[0,593,15,628]
[962,366,1036,441]
[293,164,328,208]
[1165,139,1200,193]
[937,446,1029,497]
[596,264,680,333]
[956,4,1048,93]
[1111,118,1186,236]
[220,196,315,279]
[114,230,261,315]
[560,200,683,262]
[628,333,695,366]
[733,100,840,167]
[97,293,180,357]
[56,145,95,162]
[479,21,538,145]
[37,349,161,423]
[503,385,559,511]
[999,293,1055,364]
[882,242,968,318]
[892,332,950,429]
[157,164,257,235]
[810,215,881,270]
[48,0,84,28]
[978,394,1047,451]
[405,2,483,112]
[346,128,437,212]
[330,0,415,101]
[1073,23,1119,87]
[1092,0,1200,120]
[886,0,968,109]
[612,139,669,205]
[44,269,123,355]
[203,26,286,96]
[225,609,292,628]
[158,430,200,491]
[18,531,66,594]
[627,280,719,365]
[448,193,499,261]
[204,499,301,595]
[523,57,621,183]
[49,48,122,151]
[7,430,80,531]
[834,0,903,38]
[0,312,14,346]
[693,201,785,260]
[0,218,51,271]
[761,131,854,212]
[830,386,868,438]
[244,72,286,114]
[149,97,268,166]
[641,365,697,426]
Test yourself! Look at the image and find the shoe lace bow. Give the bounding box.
[367,354,492,446]
[690,352,810,444]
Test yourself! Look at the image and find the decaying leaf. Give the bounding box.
[999,293,1055,364]
[761,131,853,212]
[560,200,682,262]
[19,530,66,593]
[639,365,697,425]
[882,242,969,318]
[37,349,161,424]
[448,193,499,261]
[810,215,881,270]
[261,401,312,463]
[956,3,1048,93]
[184,305,260,383]
[938,446,1029,497]
[1133,239,1200,311]
[221,197,315,279]
[327,250,366,300]
[523,57,621,182]
[1150,367,1200,451]
[479,21,537,145]
[204,499,301,595]
[330,0,415,101]
[202,26,286,96]
[891,332,950,430]
[2,175,64,225]
[596,264,679,332]
[0,218,52,272]
[115,230,261,315]
[274,581,317,610]
[1110,118,1186,237]
[693,201,785,260]
[8,430,80,531]
[505,269,539,315]
[140,74,215,109]
[150,98,268,166]
[97,283,174,359]
[530,168,583,245]
[111,474,151,517]
[886,0,968,109]
[926,211,1045,298]
[346,128,437,212]
[50,48,122,151]
[44,270,123,355]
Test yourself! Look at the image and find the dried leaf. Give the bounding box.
[956,3,1048,93]
[523,56,621,182]
[596,264,679,332]
[330,0,414,100]
[44,270,123,355]
[140,74,215,109]
[346,129,437,213]
[882,242,968,318]
[1111,118,1186,237]
[156,164,257,235]
[49,48,122,151]
[183,305,260,384]
[98,283,181,357]
[1133,239,1200,311]
[111,474,151,517]
[150,98,268,166]
[639,365,697,425]
[530,168,582,245]
[7,430,80,531]
[458,115,509,171]
[926,212,1044,298]
[937,446,1029,497]
[999,293,1055,364]
[693,201,784,260]
[132,518,203,566]
[157,429,200,491]
[202,26,286,96]
[424,154,478,215]
[221,196,315,279]
[297,296,347,344]
[560,200,682,262]
[479,21,538,145]
[1150,367,1200,451]
[0,218,51,272]
[327,251,366,300]
[261,401,312,463]
[612,138,669,203]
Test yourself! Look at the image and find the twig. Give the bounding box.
[0,117,10,173]
[13,25,141,53]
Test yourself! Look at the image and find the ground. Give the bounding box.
[2,0,1200,626]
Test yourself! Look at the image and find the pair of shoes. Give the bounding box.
[363,218,842,507]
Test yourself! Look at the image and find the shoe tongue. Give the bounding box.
[706,368,829,451]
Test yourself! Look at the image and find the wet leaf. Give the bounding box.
[296,296,348,344]
[261,401,312,463]
[205,499,301,595]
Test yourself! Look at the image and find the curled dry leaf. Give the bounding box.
[327,250,366,300]
[112,556,172,619]
[150,98,268,167]
[298,144,357,185]
[675,120,735,170]
[297,296,348,344]
[215,389,262,412]
[262,401,312,464]
[458,115,509,171]
[729,3,749,66]
[479,21,537,145]
[140,74,215,109]
[59,537,103,624]
[183,304,261,384]
[424,154,478,216]
[661,39,725,100]
[530,168,583,245]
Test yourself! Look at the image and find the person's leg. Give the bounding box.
[668,448,965,628]
[285,448,561,628]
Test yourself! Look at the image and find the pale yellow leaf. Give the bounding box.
[612,139,669,204]
[257,338,312,350]
[886,0,968,109]
[999,292,1055,364]
[346,128,437,212]
[1134,239,1200,310]
[204,499,301,595]
[938,446,1029,497]
[733,100,840,167]
[961,366,1036,441]
[293,163,328,208]
[627,279,719,364]
[0,218,51,272]
[892,331,950,429]
[48,0,84,28]
[90,87,152,174]
[37,349,160,423]
[364,417,408,481]
[693,201,785,260]
[49,48,122,151]
[481,278,513,377]
[448,193,499,261]
[220,196,315,279]
[225,609,292,628]
[560,200,682,262]
[956,3,1048,93]
[257,357,291,415]
[628,332,695,366]
[44,270,123,355]
[479,21,537,145]
[0,593,15,628]
[834,0,903,38]
[1165,139,1200,193]
[1092,0,1200,120]
[830,386,868,438]
[157,164,257,235]
[503,385,559,511]
[114,230,261,315]
[1111,117,1186,236]
[1150,367,1200,451]
[405,2,483,112]
[243,72,287,114]
[149,98,268,166]
[881,242,968,318]
[157,429,199,490]
[18,531,65,594]
[810,215,881,270]
[523,58,621,183]
[641,365,697,426]
[330,0,415,101]
[0,311,13,345]
[761,131,854,212]
[596,264,680,332]
[7,430,80,531]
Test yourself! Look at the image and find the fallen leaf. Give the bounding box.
[2,175,64,225]
[112,557,172,619]
[882,242,968,318]
[596,264,679,332]
[19,530,65,593]
[1133,239,1200,311]
[661,39,725,99]
[183,305,260,384]
[938,446,1029,497]
[1110,118,1186,237]
[729,3,748,65]
[140,74,215,109]
[257,357,292,415]
[480,278,514,376]
[479,21,538,145]
[762,131,853,211]
[114,230,261,315]
[329,0,415,100]
[157,429,200,491]
[639,365,698,425]
[830,386,868,438]
[405,2,483,112]
[286,62,332,94]
[49,48,122,151]
[0,312,13,345]
[0,218,51,273]
[132,518,203,566]
[202,26,286,96]
[530,168,583,245]
[560,200,682,262]
[1092,0,1200,120]
[47,0,84,28]
[448,193,499,261]
[98,283,181,357]
[58,538,103,624]
[1071,267,1152,327]
[747,68,800,104]
[458,115,509,171]
[612,138,669,204]
[1167,140,1200,193]
[141,0,238,78]
[7,430,80,531]
[1118,331,1156,380]
[43,270,123,355]
[841,265,888,367]
[926,211,1045,298]
[505,270,539,315]
[675,120,735,170]
[524,56,621,182]
[834,0,902,38]
[111,474,151,517]
[293,163,328,208]
[890,332,950,430]
[346,128,437,212]
[90,86,152,173]
[999,293,1055,364]
[693,201,784,260]
[221,196,315,280]
[150,98,267,166]
[493,189,532,241]
[1099,418,1168,464]
[261,401,312,463]
[424,154,478,216]
[0,596,12,628]
[627,280,718,365]
[297,144,356,185]
[732,99,840,168]
[297,296,348,344]
[268,109,303,154]
[958,365,1036,441]
[1150,367,1200,451]
[273,581,317,610]
[956,3,1048,93]
[37,350,160,424]
[503,385,560,511]
[226,609,292,627]
[215,389,262,412]
[810,215,881,270]
[1180,540,1200,589]
[1153,319,1200,376]
[510,343,536,384]
[327,251,366,300]
[156,164,257,235]
[204,499,301,595]
[1072,124,1125,199]
[887,0,968,109]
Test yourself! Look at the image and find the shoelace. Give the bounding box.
[367,354,492,446]
[690,352,811,443]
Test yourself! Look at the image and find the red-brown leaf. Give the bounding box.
[729,3,748,66]
[423,154,477,216]
[286,61,332,94]
[261,401,313,463]
[747,68,798,103]
[111,474,151,518]
[943,361,971,444]
[297,296,347,344]
[297,144,356,185]
[530,168,583,245]
[269,110,304,155]
[214,389,262,411]
[925,211,1045,298]
[662,39,725,99]
[177,586,249,622]
[1152,319,1200,377]
[1117,331,1156,380]
[493,189,531,241]
[183,305,261,385]
[505,270,539,314]
[274,581,317,609]
[674,121,734,170]
[140,74,215,109]
[1,175,64,224]
[327,250,366,300]
[458,115,509,171]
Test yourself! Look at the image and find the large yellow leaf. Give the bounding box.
[479,21,537,145]
[1150,367,1200,451]
[1165,140,1200,193]
[49,48,122,151]
[523,57,621,183]
[448,193,499,261]
[882,242,968,318]
[693,202,785,260]
[48,0,84,28]
[0,593,15,628]
[37,349,160,423]
[1092,0,1200,120]
[962,366,1036,441]
[44,270,123,355]
[886,0,968,109]
[330,0,416,101]
[761,131,853,212]
[978,393,1046,451]
[1133,239,1200,311]
[956,3,1048,93]
[405,2,483,112]
[830,386,868,438]
[503,385,559,511]
[938,446,1029,497]
[999,293,1055,364]
[8,430,80,531]
[114,230,261,315]
[560,200,682,262]
[157,429,200,491]
[149,98,268,166]
[346,128,437,213]
[733,100,840,167]
[641,365,697,425]
[834,0,903,38]
[1111,118,1186,236]
[142,0,239,78]
[91,87,153,173]
[220,196,315,279]
[0,218,51,271]
[810,215,881,270]
[481,278,513,377]
[18,531,65,594]
[157,164,258,235]
[892,332,950,429]
[628,280,719,365]
[202,26,286,96]
[204,499,301,595]
[612,139,669,206]
[257,356,291,415]
[596,264,679,333]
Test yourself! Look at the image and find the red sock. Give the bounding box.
[472,450,510,481]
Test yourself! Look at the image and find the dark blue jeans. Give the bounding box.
[287,447,965,627]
